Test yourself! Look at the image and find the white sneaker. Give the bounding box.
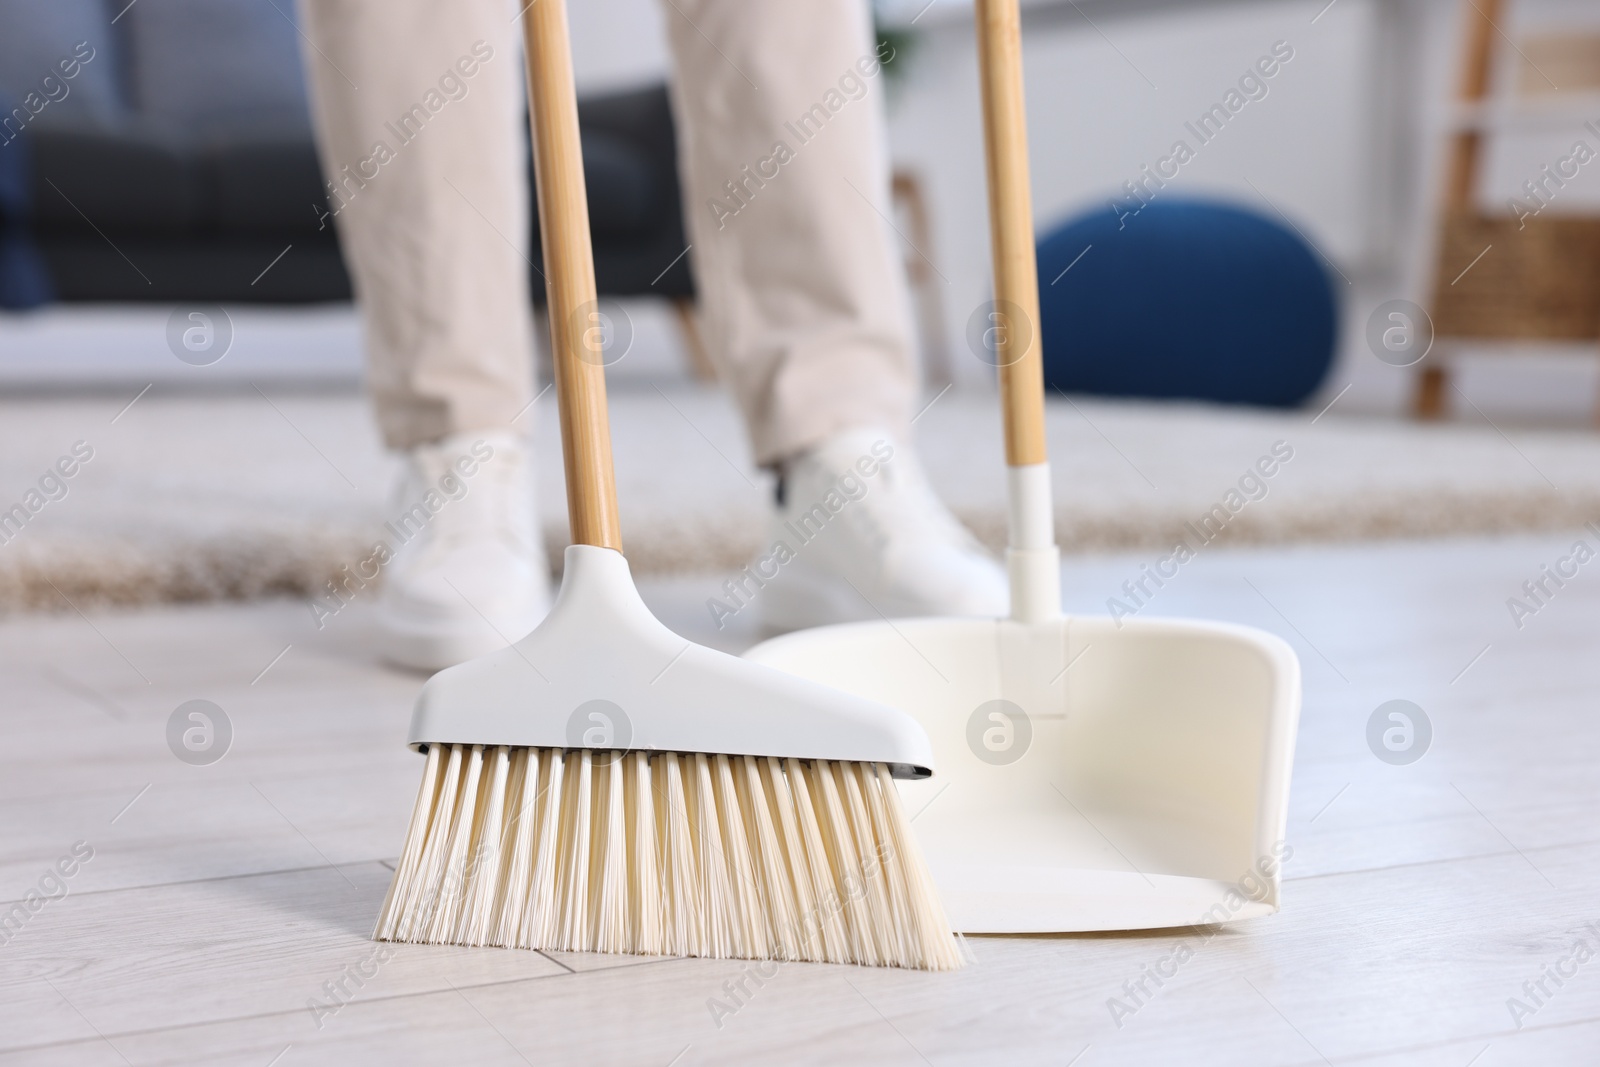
[374,431,551,670]
[750,426,1009,631]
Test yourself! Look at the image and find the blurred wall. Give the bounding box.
[569,0,671,93]
[569,0,1600,412]
[568,0,1413,389]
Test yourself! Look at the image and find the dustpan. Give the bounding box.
[747,614,1300,932]
[743,0,1302,932]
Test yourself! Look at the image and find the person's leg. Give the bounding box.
[660,0,916,467]
[661,0,1007,627]
[298,0,534,448]
[299,0,548,668]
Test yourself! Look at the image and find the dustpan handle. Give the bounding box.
[521,0,623,551]
[976,0,1060,621]
[976,0,1045,467]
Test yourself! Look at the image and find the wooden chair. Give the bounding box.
[1416,0,1600,419]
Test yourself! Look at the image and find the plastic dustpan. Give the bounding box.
[746,612,1300,932]
[743,0,1302,933]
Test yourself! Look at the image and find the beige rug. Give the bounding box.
[3,383,1597,611]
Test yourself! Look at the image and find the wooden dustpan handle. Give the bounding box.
[976,0,1046,467]
[526,0,1040,545]
[521,0,623,550]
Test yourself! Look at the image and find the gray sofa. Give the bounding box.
[0,0,692,306]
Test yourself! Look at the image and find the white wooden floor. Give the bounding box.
[3,534,1599,1066]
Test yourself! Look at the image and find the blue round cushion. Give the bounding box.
[1036,199,1336,407]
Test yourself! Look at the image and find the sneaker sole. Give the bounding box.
[375,608,545,672]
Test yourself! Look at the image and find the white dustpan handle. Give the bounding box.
[975,0,1060,622]
[521,0,624,551]
[1006,464,1059,622]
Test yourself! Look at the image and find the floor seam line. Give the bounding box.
[0,958,691,1053]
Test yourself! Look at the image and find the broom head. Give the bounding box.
[373,545,963,970]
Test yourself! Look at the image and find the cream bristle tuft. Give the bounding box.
[374,745,963,970]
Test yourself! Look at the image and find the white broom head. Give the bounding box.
[373,545,962,970]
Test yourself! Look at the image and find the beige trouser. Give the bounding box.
[298,0,917,466]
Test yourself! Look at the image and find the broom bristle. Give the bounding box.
[374,744,964,970]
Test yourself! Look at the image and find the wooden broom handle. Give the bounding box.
[976,0,1047,467]
[521,0,623,550]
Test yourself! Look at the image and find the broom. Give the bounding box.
[370,0,962,971]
